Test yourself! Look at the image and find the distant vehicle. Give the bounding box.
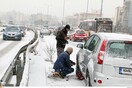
[19,25,26,37]
[53,26,64,36]
[53,26,77,38]
[3,26,22,40]
[40,27,51,36]
[0,27,6,32]
[78,18,113,37]
[67,30,74,39]
[76,33,132,86]
[69,29,87,42]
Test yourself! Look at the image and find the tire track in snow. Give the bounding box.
[0,41,20,58]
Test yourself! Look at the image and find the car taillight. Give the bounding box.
[84,34,87,37]
[97,40,107,64]
[73,34,76,37]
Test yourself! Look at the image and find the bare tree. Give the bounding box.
[43,42,56,63]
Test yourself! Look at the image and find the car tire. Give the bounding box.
[18,37,22,41]
[85,69,92,86]
[76,56,84,80]
[3,38,6,40]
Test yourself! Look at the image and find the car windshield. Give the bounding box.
[6,27,19,32]
[76,30,85,34]
[107,41,132,59]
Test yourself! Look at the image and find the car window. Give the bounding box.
[6,26,19,32]
[84,35,94,49]
[88,36,100,51]
[107,41,132,59]
[76,30,85,34]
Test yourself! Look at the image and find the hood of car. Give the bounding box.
[6,31,18,34]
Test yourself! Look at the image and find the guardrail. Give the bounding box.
[20,29,39,86]
[0,28,39,86]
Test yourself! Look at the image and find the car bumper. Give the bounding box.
[3,34,22,40]
[93,72,132,86]
[74,37,87,41]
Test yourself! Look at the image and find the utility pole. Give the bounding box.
[86,0,89,13]
[62,0,65,25]
[100,0,103,17]
[86,0,89,19]
[47,5,49,27]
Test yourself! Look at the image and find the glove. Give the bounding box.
[72,61,75,65]
[71,61,75,66]
[66,40,68,44]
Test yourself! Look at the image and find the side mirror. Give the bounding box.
[77,44,83,49]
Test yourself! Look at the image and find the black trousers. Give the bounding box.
[57,47,64,56]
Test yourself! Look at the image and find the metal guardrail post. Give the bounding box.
[16,57,22,86]
[23,51,26,66]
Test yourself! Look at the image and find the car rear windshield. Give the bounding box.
[76,30,85,34]
[107,41,132,59]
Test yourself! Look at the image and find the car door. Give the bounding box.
[86,35,101,83]
[78,35,95,76]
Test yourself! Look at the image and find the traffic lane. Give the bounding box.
[0,31,34,80]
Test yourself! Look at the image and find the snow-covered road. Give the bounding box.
[0,30,34,81]
[28,35,85,86]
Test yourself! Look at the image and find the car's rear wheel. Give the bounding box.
[76,56,84,80]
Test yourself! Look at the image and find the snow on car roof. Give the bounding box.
[97,32,132,41]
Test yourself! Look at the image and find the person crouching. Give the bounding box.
[53,47,75,78]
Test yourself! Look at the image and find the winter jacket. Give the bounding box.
[53,51,73,72]
[56,28,68,49]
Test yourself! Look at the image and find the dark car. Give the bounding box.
[3,26,22,40]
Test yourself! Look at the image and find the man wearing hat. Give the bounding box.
[56,24,70,56]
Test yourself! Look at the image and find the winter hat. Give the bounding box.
[65,24,70,30]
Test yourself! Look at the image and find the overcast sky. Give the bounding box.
[0,0,123,18]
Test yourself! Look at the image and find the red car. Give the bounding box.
[70,29,87,42]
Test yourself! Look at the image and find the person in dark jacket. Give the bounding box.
[56,24,70,56]
[53,47,75,78]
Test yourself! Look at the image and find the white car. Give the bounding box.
[40,28,51,35]
[76,32,132,86]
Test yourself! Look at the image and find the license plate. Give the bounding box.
[119,67,132,75]
[79,37,83,39]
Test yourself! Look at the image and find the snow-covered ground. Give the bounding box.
[28,35,85,87]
